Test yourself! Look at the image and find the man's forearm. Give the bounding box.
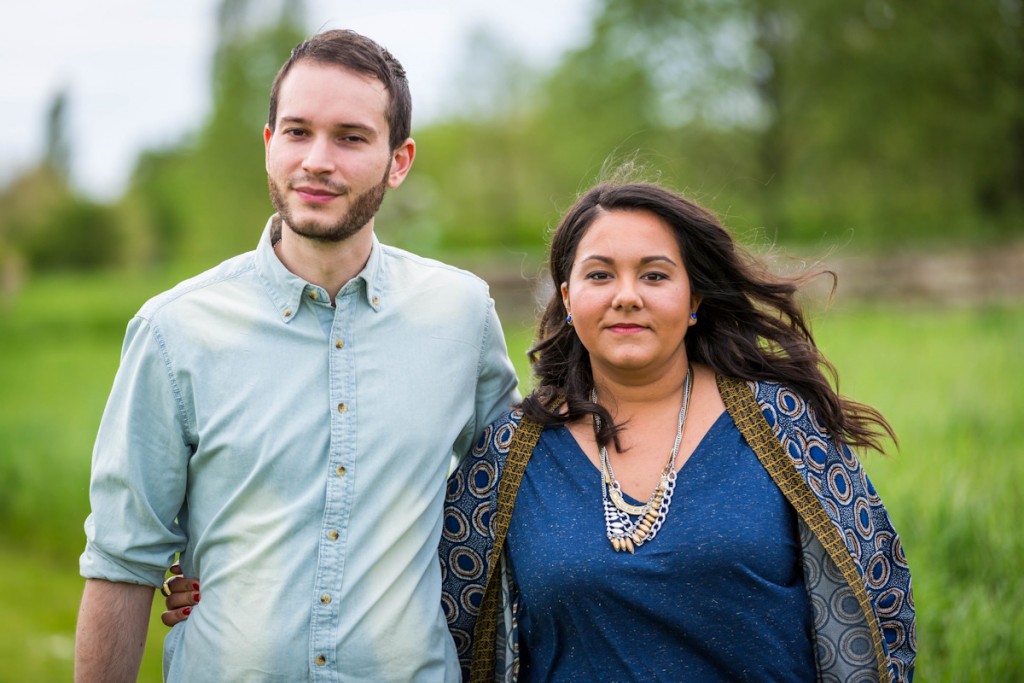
[75,578,155,683]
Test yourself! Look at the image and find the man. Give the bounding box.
[75,29,518,682]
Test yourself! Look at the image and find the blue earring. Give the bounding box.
[566,313,573,325]
[690,312,698,321]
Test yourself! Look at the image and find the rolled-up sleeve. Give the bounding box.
[80,315,191,586]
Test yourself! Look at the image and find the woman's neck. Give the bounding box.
[591,357,693,422]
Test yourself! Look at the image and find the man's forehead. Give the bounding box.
[275,60,390,130]
[282,59,388,95]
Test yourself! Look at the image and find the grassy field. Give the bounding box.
[0,271,1021,681]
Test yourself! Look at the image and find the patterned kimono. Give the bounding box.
[440,376,915,682]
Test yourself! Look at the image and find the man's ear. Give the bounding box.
[387,138,416,189]
[263,125,273,173]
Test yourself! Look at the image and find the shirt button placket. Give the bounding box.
[316,306,349,681]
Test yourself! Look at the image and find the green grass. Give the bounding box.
[0,544,168,683]
[1,272,1021,681]
[814,305,1024,678]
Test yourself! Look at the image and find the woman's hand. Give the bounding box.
[160,562,201,627]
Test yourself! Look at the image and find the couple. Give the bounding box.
[77,28,914,683]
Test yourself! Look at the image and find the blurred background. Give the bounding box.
[1,0,1021,680]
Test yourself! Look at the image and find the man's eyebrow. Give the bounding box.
[278,116,379,134]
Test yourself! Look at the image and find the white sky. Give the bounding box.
[0,0,594,199]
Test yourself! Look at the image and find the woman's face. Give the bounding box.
[561,209,699,384]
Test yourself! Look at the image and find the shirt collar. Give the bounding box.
[255,215,385,323]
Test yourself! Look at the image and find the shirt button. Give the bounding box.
[337,403,347,413]
[336,466,346,477]
[283,309,292,318]
[320,593,332,605]
[328,529,339,541]
[308,291,318,300]
[371,296,379,306]
[335,338,344,349]
[315,655,326,666]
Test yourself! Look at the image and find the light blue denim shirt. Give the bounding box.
[80,217,519,682]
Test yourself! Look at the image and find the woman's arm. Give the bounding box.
[439,416,512,680]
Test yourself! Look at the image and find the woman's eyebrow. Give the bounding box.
[578,254,677,265]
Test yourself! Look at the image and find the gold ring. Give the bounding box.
[161,580,172,597]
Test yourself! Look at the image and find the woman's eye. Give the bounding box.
[586,272,611,280]
[642,272,668,281]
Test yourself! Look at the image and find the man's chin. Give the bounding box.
[286,217,365,244]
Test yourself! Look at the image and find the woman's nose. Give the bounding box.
[612,279,642,310]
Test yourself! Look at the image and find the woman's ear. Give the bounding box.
[560,282,570,312]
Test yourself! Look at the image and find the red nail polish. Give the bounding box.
[193,592,201,603]
[192,582,200,591]
[182,607,192,616]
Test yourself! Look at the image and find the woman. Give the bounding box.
[165,181,914,682]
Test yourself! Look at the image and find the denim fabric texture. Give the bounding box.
[80,217,519,682]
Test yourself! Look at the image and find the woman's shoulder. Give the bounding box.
[743,378,832,440]
[468,407,527,459]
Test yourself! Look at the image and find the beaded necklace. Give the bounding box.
[592,366,692,553]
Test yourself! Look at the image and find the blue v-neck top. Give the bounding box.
[505,411,816,682]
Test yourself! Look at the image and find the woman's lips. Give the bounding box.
[607,323,647,334]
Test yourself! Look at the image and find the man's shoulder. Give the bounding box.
[378,243,489,292]
[136,251,257,321]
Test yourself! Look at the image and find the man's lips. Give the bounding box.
[293,186,341,204]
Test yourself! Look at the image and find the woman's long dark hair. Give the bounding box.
[521,181,896,454]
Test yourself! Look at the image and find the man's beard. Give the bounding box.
[268,166,390,243]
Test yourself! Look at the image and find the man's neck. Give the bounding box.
[274,221,375,304]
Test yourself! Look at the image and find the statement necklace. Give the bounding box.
[592,366,692,553]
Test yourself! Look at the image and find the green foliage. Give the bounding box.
[526,0,1024,244]
[773,0,1024,242]
[0,166,122,272]
[0,271,181,553]
[3,0,1020,276]
[123,13,306,269]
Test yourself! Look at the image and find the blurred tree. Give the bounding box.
[44,89,72,181]
[786,0,1024,241]
[126,0,306,269]
[8,0,1017,282]
[517,0,1024,244]
[0,89,122,276]
[396,25,574,255]
[0,166,121,273]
